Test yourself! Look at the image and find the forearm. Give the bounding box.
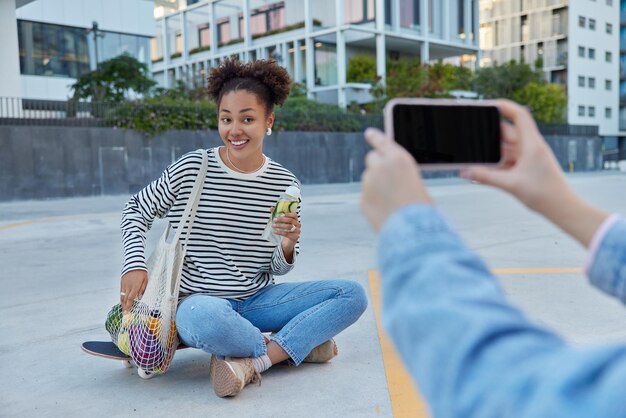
[281,240,295,264]
[534,187,608,249]
[379,205,626,417]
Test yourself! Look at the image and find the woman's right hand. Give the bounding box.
[460,99,571,213]
[120,269,148,313]
[460,99,608,247]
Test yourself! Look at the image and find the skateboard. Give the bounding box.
[81,341,188,379]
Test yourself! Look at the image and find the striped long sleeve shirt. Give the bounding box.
[120,147,300,300]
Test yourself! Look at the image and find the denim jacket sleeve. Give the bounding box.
[587,216,626,305]
[378,204,626,418]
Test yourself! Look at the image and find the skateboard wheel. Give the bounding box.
[138,368,155,380]
[123,360,133,369]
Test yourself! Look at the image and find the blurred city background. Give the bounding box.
[0,0,625,200]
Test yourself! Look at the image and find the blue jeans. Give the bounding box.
[176,280,368,365]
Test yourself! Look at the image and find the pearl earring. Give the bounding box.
[266,127,272,136]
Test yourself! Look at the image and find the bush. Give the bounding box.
[347,55,377,83]
[106,97,217,136]
[275,96,380,132]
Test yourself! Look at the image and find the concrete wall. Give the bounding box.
[0,125,602,202]
[0,126,368,201]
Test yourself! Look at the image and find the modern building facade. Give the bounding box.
[151,0,480,107]
[479,0,620,136]
[619,0,626,132]
[1,0,154,101]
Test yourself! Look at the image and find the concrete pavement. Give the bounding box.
[2,174,626,417]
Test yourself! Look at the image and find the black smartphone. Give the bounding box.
[383,98,502,170]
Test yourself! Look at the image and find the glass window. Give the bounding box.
[17,20,90,78]
[578,75,585,87]
[215,0,243,46]
[589,18,595,30]
[400,0,421,32]
[606,23,612,34]
[245,1,286,38]
[578,16,585,27]
[588,48,595,59]
[199,26,210,48]
[606,0,612,5]
[578,105,585,116]
[606,51,612,62]
[457,0,465,39]
[345,0,375,24]
[314,41,337,86]
[588,106,595,117]
[605,107,612,118]
[588,77,595,88]
[606,79,612,90]
[578,46,585,57]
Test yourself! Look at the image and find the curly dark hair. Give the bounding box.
[207,56,291,114]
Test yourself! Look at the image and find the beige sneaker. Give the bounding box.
[211,356,261,398]
[303,339,338,363]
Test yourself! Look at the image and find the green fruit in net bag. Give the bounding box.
[117,331,131,355]
[105,304,123,336]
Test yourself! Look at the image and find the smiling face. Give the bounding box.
[218,90,274,170]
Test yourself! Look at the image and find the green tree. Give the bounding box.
[70,53,156,102]
[474,59,543,99]
[377,57,429,99]
[347,55,377,83]
[512,82,566,123]
[423,62,474,97]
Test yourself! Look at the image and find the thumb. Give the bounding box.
[461,166,513,193]
[364,128,391,152]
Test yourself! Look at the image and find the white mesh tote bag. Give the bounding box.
[106,149,208,378]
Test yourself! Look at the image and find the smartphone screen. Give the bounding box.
[392,104,501,165]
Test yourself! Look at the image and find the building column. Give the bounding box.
[294,39,302,84]
[305,0,315,100]
[209,1,217,62]
[181,11,188,62]
[375,0,386,87]
[335,0,346,107]
[392,0,400,32]
[442,0,450,41]
[162,16,170,88]
[243,0,251,56]
[420,0,430,63]
[281,42,288,68]
[464,0,471,45]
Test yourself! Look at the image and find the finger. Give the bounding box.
[122,296,132,313]
[500,121,517,145]
[494,99,535,129]
[364,128,392,153]
[139,279,148,300]
[460,166,514,192]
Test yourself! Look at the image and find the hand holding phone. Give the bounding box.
[383,98,502,170]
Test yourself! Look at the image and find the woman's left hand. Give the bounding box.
[273,212,301,243]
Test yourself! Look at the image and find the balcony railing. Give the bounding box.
[0,98,112,126]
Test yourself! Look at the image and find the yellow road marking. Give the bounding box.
[369,266,584,416]
[0,219,51,231]
[369,270,430,418]
[0,212,118,232]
